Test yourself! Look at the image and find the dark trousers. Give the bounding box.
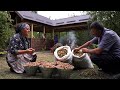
[91,53,120,74]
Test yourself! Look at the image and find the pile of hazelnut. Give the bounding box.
[57,48,67,58]
[23,61,74,70]
[55,61,74,70]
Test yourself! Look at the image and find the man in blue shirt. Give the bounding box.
[74,21,120,74]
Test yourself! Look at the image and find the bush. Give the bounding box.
[75,30,90,46]
[0,11,14,50]
[0,51,7,55]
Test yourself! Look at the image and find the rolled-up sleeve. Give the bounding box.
[90,37,98,44]
[98,33,116,51]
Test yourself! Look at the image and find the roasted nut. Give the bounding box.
[57,48,67,58]
[73,50,84,57]
[24,60,74,70]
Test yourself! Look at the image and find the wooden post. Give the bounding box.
[87,21,90,37]
[51,32,52,38]
[15,16,17,25]
[66,31,67,36]
[52,29,54,40]
[43,26,46,50]
[43,26,45,34]
[30,24,33,48]
[31,24,34,38]
[39,32,41,38]
[59,32,60,42]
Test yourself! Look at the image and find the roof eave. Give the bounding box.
[15,11,24,20]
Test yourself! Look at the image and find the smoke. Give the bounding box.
[59,30,77,49]
[67,31,77,49]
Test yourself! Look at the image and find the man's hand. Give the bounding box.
[74,47,80,53]
[74,46,82,52]
[81,48,89,53]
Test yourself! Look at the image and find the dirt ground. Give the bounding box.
[0,51,116,79]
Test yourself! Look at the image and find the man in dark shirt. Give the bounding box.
[74,21,120,74]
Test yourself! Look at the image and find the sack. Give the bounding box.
[54,46,73,64]
[72,49,94,69]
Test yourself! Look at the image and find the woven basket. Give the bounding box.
[40,66,55,78]
[57,68,73,79]
[24,66,38,76]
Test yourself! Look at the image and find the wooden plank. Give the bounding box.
[52,29,54,40]
[31,24,34,38]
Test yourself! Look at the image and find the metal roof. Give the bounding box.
[16,11,90,26]
[53,15,90,26]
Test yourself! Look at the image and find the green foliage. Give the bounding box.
[0,11,14,50]
[59,32,68,45]
[89,44,98,49]
[33,31,40,38]
[75,30,90,46]
[46,33,53,39]
[87,11,120,35]
[0,51,7,54]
